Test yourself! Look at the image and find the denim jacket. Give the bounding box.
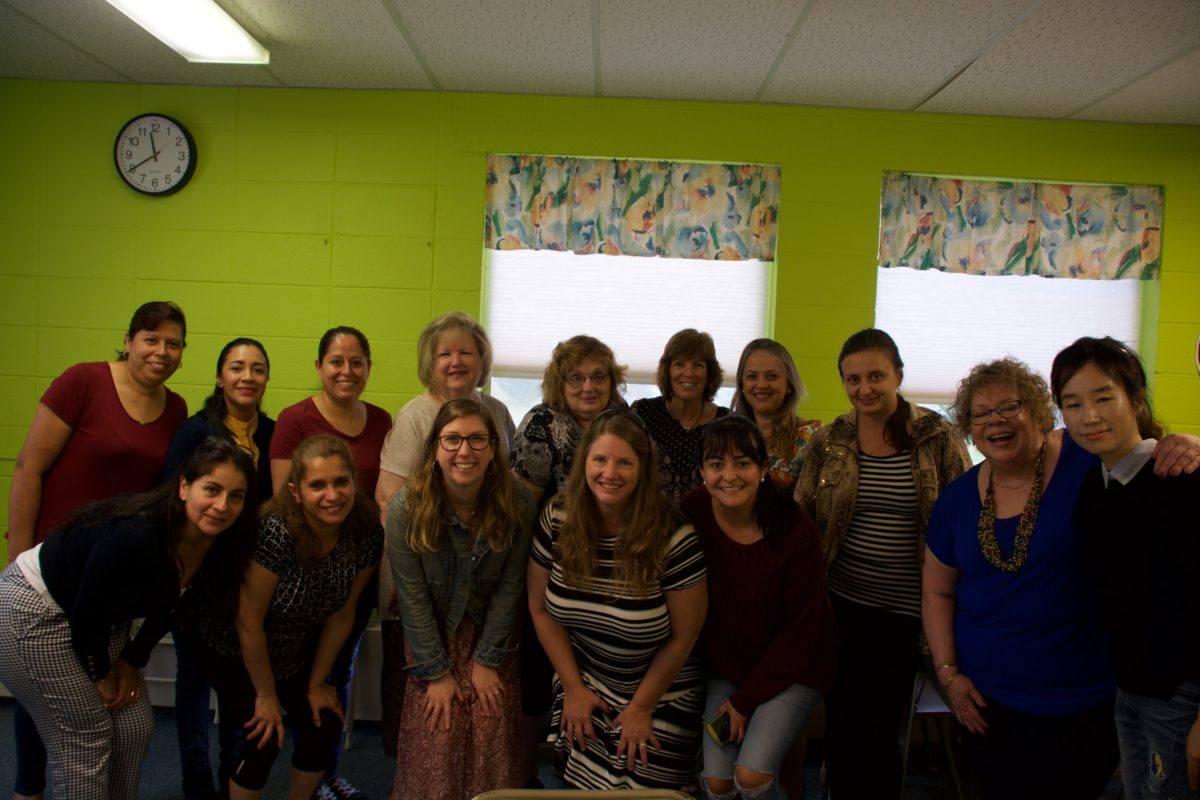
[387,482,535,679]
[793,405,970,568]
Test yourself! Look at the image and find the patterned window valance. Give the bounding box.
[878,171,1163,279]
[484,154,781,261]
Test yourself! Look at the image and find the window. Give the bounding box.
[874,266,1142,405]
[484,248,772,424]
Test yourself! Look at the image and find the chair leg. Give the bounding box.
[342,663,359,751]
[899,674,922,798]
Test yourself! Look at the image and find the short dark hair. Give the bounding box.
[318,326,371,364]
[700,415,796,539]
[118,301,186,360]
[656,329,723,401]
[1050,336,1163,440]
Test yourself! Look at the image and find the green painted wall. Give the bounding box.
[2,78,1199,559]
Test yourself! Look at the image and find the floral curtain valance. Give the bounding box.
[484,154,781,261]
[878,171,1163,279]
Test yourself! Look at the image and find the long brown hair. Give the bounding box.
[260,435,379,568]
[557,410,678,594]
[731,338,806,458]
[404,398,521,553]
[838,328,912,450]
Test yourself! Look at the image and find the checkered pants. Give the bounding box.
[0,565,154,800]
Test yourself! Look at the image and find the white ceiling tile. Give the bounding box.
[1072,47,1200,124]
[761,0,1035,109]
[920,0,1200,118]
[226,0,433,89]
[5,0,278,86]
[0,3,127,82]
[396,0,595,94]
[598,0,801,102]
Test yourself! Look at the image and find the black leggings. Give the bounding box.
[202,651,343,792]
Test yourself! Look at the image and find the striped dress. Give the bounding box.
[825,450,922,617]
[530,499,707,790]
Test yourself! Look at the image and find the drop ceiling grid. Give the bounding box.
[228,0,432,89]
[4,0,278,86]
[395,0,594,95]
[760,0,1035,109]
[596,0,802,102]
[920,0,1200,117]
[1072,46,1200,125]
[0,3,126,82]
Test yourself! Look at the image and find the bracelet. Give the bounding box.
[943,673,962,690]
[936,662,957,672]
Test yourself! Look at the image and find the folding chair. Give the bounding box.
[899,674,965,800]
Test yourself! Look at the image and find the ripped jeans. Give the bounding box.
[701,678,821,800]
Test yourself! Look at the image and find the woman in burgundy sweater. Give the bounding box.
[681,416,836,800]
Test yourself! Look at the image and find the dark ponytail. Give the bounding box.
[838,328,912,451]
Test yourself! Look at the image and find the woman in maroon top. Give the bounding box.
[681,416,835,800]
[5,300,189,800]
[267,325,390,800]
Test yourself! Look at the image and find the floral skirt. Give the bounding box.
[390,617,522,800]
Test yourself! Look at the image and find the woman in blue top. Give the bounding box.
[387,397,535,799]
[922,358,1200,799]
[164,338,275,800]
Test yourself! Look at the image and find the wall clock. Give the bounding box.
[113,113,196,196]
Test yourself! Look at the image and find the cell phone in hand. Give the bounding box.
[705,710,731,746]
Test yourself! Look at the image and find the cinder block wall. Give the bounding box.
[2,79,1198,559]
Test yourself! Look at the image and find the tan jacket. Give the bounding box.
[793,405,971,568]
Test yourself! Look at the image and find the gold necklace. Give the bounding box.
[978,438,1046,572]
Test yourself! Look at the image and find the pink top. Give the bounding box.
[35,362,188,543]
[269,397,392,497]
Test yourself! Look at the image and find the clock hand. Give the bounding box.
[149,131,158,161]
[127,150,163,172]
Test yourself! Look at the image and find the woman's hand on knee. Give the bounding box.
[717,698,748,744]
[423,672,463,732]
[94,672,120,708]
[614,703,661,771]
[246,694,285,749]
[107,660,140,711]
[307,681,345,728]
[561,684,610,751]
[470,660,504,719]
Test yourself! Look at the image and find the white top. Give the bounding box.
[1101,437,1157,487]
[15,543,50,598]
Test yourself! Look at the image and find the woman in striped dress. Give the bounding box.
[527,409,708,791]
[793,328,970,798]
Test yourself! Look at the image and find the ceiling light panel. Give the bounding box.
[106,0,269,64]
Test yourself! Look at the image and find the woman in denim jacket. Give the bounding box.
[386,397,536,799]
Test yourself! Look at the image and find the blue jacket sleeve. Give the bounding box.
[387,489,452,680]
[162,415,213,481]
[472,485,536,667]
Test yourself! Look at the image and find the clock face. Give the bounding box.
[113,113,196,196]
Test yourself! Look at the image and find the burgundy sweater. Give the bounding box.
[682,487,837,715]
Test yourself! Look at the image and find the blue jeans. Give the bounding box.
[1116,683,1200,799]
[175,626,240,799]
[701,678,821,800]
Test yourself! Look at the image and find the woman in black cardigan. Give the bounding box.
[0,438,257,800]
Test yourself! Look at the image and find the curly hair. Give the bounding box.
[260,435,380,569]
[416,311,493,390]
[556,410,678,595]
[403,398,522,553]
[540,335,627,409]
[951,357,1057,439]
[655,328,723,401]
[731,338,807,459]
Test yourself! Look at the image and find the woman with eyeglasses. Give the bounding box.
[922,357,1200,798]
[386,398,535,799]
[528,409,707,791]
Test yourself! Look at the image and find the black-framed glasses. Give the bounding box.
[565,371,610,388]
[969,399,1024,424]
[437,433,493,451]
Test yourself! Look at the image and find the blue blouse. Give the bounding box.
[925,433,1113,715]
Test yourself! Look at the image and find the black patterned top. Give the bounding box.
[511,403,584,499]
[631,396,729,503]
[200,514,383,678]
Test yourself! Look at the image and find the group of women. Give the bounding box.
[1,299,1197,800]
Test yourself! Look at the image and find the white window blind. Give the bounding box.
[484,249,770,422]
[875,267,1141,404]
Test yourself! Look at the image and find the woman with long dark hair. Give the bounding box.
[0,438,256,800]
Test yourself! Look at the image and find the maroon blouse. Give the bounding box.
[269,397,392,498]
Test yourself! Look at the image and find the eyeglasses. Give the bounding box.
[437,433,493,451]
[969,399,1024,424]
[566,371,610,388]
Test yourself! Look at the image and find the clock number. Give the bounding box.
[175,166,182,174]
[151,122,160,133]
[128,136,139,146]
[164,175,172,185]
[178,151,186,161]
[125,149,132,159]
[151,178,159,189]
[139,174,146,184]
[175,136,182,146]
[137,126,146,136]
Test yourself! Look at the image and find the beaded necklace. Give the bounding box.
[977,437,1046,573]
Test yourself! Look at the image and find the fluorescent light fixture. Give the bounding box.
[106,0,269,64]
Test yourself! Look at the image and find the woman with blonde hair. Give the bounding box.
[528,410,707,790]
[387,398,535,799]
[730,338,820,492]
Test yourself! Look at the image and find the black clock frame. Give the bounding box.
[113,112,197,197]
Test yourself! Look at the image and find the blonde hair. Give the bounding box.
[260,435,379,568]
[541,335,627,409]
[655,328,723,401]
[556,411,678,594]
[951,358,1057,440]
[731,338,806,458]
[416,312,493,390]
[404,398,520,553]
